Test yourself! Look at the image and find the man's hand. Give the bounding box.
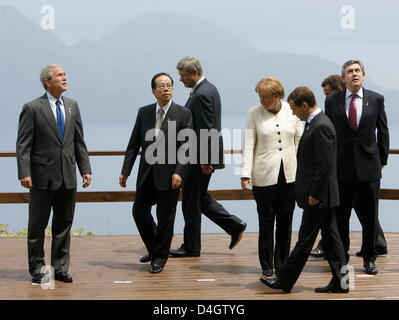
[201,164,214,175]
[82,174,91,188]
[240,178,252,191]
[171,174,182,190]
[20,176,33,189]
[119,174,128,188]
[308,196,320,206]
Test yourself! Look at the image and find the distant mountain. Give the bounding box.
[1,5,398,128]
[0,5,69,106]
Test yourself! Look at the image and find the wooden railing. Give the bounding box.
[1,149,399,204]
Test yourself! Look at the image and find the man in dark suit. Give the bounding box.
[169,57,247,257]
[312,73,388,259]
[310,75,345,258]
[120,73,193,273]
[325,60,390,275]
[260,87,348,293]
[16,65,92,284]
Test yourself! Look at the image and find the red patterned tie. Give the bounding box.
[349,94,357,130]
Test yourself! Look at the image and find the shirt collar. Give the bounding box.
[346,87,363,99]
[306,107,321,124]
[156,99,172,115]
[46,92,63,105]
[191,76,205,94]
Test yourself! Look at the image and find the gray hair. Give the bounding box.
[341,60,365,76]
[176,56,203,76]
[40,64,62,90]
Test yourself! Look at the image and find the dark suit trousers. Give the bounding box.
[318,205,386,254]
[181,165,244,254]
[335,179,380,262]
[278,205,346,289]
[353,191,387,252]
[28,184,76,276]
[132,170,179,266]
[252,163,295,271]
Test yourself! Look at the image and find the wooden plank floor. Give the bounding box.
[1,232,399,300]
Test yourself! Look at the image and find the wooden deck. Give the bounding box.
[1,232,399,300]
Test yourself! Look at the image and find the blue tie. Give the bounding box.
[56,99,65,138]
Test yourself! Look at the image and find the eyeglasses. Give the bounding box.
[157,83,173,90]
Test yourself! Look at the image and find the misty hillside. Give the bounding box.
[1,5,398,127]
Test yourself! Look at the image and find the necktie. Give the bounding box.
[304,121,309,130]
[155,107,165,133]
[55,99,65,138]
[349,94,357,130]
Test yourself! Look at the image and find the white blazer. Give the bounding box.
[241,102,303,187]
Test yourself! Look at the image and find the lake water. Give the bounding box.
[1,115,398,235]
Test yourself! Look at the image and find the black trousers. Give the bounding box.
[181,165,244,255]
[28,184,76,276]
[252,164,295,272]
[278,205,346,289]
[353,189,387,253]
[133,170,179,267]
[335,179,380,262]
[316,213,386,254]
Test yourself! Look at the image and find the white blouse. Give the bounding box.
[241,101,303,187]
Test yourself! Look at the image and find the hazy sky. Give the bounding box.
[2,0,399,90]
[1,0,398,43]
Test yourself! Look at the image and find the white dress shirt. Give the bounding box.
[241,102,304,187]
[47,92,65,122]
[306,107,322,125]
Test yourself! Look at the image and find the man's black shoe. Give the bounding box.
[149,263,164,274]
[364,261,378,275]
[229,222,247,250]
[259,276,291,293]
[140,254,151,263]
[31,273,45,284]
[55,272,73,283]
[262,269,273,277]
[169,246,200,257]
[315,282,349,293]
[310,247,325,258]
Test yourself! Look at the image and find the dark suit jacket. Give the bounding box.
[185,79,225,169]
[16,93,91,190]
[324,88,389,182]
[121,101,193,190]
[295,112,339,209]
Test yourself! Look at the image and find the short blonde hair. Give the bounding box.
[255,76,285,99]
